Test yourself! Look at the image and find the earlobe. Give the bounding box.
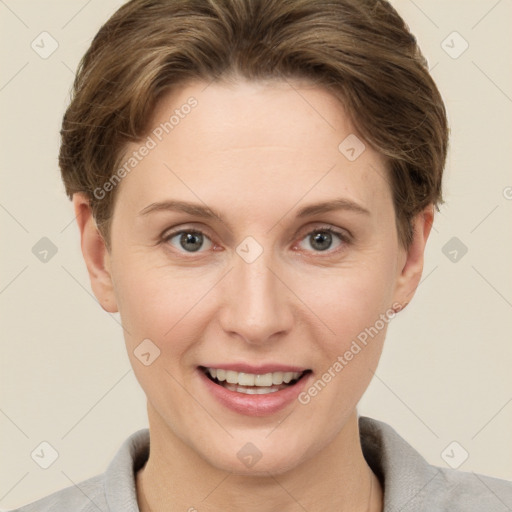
[392,205,434,311]
[72,193,118,313]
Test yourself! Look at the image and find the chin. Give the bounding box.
[200,441,310,477]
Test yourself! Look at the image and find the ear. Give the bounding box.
[392,205,434,311]
[72,193,118,313]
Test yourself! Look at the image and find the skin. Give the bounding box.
[74,78,433,512]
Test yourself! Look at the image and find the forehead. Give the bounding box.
[115,79,391,220]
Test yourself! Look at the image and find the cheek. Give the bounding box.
[304,260,397,347]
[296,269,394,414]
[112,266,205,408]
[112,260,216,354]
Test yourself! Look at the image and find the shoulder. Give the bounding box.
[7,474,106,512]
[429,464,512,511]
[359,416,512,512]
[7,428,149,512]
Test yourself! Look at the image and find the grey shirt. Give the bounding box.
[10,416,512,511]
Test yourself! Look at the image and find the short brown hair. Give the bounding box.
[59,0,449,250]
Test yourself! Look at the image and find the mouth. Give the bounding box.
[199,366,312,395]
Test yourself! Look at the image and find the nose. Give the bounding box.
[218,243,294,345]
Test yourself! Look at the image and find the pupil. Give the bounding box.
[181,232,202,252]
[311,231,331,251]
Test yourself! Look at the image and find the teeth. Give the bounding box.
[223,383,281,394]
[283,372,294,384]
[226,370,240,384]
[255,373,272,386]
[272,372,284,385]
[206,368,303,387]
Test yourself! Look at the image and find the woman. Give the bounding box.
[11,0,512,510]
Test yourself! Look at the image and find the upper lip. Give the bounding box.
[199,363,311,374]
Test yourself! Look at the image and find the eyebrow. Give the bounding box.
[138,198,370,224]
[296,198,370,218]
[139,200,225,222]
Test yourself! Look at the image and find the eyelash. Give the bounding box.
[161,225,351,257]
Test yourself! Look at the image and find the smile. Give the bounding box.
[197,363,313,416]
[202,367,310,395]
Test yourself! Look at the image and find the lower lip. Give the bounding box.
[197,368,313,417]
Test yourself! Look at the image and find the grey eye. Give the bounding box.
[299,229,343,253]
[165,230,213,253]
[309,231,334,251]
[179,232,204,252]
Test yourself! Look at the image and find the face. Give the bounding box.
[77,78,430,475]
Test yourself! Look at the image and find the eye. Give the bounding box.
[163,228,213,253]
[161,225,349,256]
[296,226,348,254]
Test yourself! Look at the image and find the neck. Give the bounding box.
[136,406,383,512]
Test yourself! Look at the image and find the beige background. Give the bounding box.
[1,0,511,509]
